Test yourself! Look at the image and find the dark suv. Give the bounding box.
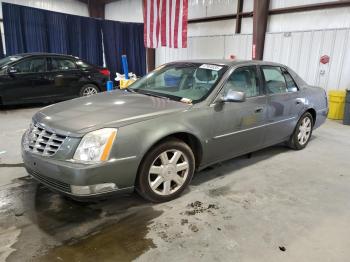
[0,53,110,105]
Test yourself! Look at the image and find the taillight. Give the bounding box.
[99,69,110,77]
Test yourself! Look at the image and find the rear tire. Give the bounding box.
[288,112,313,150]
[79,84,99,97]
[136,139,195,202]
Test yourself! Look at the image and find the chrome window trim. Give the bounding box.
[213,116,296,139]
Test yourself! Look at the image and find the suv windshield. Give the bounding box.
[0,56,23,68]
[129,63,227,103]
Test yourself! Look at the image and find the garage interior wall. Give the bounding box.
[0,0,89,52]
[152,0,350,91]
[105,0,143,23]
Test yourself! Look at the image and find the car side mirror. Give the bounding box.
[221,90,246,102]
[288,86,298,93]
[7,67,17,75]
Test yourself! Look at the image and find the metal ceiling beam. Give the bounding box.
[188,11,252,24]
[77,0,119,4]
[188,1,350,24]
[269,1,350,15]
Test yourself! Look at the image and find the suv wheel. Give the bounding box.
[80,84,99,97]
[288,112,313,150]
[136,139,195,202]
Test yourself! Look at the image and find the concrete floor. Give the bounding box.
[0,105,350,262]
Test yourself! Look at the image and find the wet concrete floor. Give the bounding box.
[1,106,350,261]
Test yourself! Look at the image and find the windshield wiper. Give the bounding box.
[140,92,170,100]
[125,87,137,93]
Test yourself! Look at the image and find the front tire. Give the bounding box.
[79,84,99,97]
[136,139,195,202]
[288,112,313,150]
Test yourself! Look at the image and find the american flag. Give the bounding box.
[143,0,188,49]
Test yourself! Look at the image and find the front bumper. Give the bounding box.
[21,146,139,199]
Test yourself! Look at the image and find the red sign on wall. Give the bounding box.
[320,55,330,64]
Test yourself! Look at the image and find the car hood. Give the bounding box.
[33,90,191,137]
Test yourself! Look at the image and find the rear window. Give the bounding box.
[76,60,92,69]
[50,57,76,71]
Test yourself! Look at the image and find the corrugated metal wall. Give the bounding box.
[156,27,350,91]
[156,34,252,65]
[264,28,350,91]
[105,0,143,22]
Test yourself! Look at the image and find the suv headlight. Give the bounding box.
[73,128,117,163]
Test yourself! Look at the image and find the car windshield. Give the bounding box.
[0,56,22,68]
[129,63,227,103]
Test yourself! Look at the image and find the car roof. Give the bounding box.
[168,59,286,68]
[15,53,78,59]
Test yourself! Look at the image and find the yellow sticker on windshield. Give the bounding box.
[181,98,193,104]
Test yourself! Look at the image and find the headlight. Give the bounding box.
[73,128,117,163]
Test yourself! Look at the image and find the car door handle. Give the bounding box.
[296,98,304,105]
[255,107,264,113]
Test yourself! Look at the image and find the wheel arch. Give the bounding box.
[85,82,101,91]
[305,107,316,125]
[79,82,101,92]
[138,131,204,171]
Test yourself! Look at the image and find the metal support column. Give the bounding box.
[252,0,269,60]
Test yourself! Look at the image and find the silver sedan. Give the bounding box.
[21,60,328,202]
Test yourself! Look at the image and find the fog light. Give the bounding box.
[71,183,117,195]
[71,185,91,195]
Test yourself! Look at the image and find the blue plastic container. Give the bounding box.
[106,80,113,91]
[122,55,129,80]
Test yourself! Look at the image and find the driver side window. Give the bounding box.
[223,66,260,98]
[13,58,46,73]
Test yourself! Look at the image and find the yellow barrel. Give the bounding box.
[328,90,346,120]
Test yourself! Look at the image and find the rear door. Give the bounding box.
[209,66,268,163]
[46,57,82,98]
[260,65,303,146]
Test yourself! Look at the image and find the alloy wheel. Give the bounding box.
[298,116,312,145]
[148,149,189,196]
[82,86,98,96]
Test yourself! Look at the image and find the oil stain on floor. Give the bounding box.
[36,207,162,262]
[0,177,163,262]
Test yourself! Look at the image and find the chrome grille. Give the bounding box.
[25,123,66,156]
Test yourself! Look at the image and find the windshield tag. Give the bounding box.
[180,98,192,104]
[199,64,223,71]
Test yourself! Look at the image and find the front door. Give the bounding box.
[1,57,50,103]
[260,65,304,146]
[209,66,268,163]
